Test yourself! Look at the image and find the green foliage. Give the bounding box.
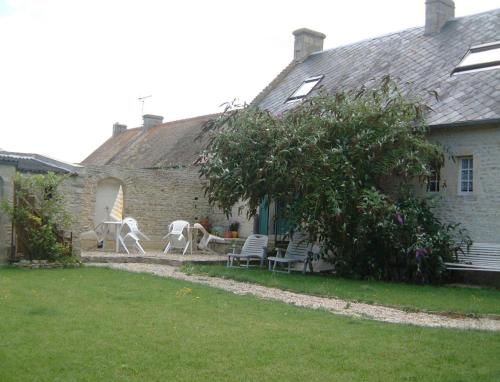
[200,77,469,283]
[1,172,73,261]
[334,190,471,283]
[229,220,240,231]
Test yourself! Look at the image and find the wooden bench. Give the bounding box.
[444,243,500,272]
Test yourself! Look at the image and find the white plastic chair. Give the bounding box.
[163,220,191,255]
[193,223,225,254]
[227,234,268,268]
[118,217,149,255]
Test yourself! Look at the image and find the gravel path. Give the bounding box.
[87,262,500,331]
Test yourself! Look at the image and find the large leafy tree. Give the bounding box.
[199,77,467,283]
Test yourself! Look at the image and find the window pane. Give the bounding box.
[460,47,500,67]
[286,76,323,102]
[459,157,473,192]
[426,166,440,192]
[291,81,318,98]
[453,42,500,74]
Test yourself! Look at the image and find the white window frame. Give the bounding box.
[426,167,440,193]
[285,75,323,103]
[452,41,500,75]
[458,157,473,193]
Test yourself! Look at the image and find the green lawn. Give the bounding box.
[1,267,500,382]
[184,265,500,316]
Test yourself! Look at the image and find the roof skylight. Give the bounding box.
[453,41,500,75]
[286,75,323,102]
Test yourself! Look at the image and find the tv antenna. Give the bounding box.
[138,95,152,115]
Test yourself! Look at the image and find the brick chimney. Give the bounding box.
[292,28,326,62]
[142,114,163,132]
[425,0,455,35]
[112,122,127,137]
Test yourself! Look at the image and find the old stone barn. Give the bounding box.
[0,114,252,262]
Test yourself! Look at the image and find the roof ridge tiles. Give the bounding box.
[251,60,298,106]
[255,8,500,127]
[314,8,499,58]
[142,112,221,130]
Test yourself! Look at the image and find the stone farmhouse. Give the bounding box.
[1,0,499,262]
[251,1,500,244]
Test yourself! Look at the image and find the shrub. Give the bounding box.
[199,77,470,283]
[1,172,73,261]
[331,189,471,283]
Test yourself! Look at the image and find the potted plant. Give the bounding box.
[199,216,211,231]
[229,220,240,238]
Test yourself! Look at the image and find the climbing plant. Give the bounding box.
[1,172,73,261]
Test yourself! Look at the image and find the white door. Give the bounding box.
[94,178,123,227]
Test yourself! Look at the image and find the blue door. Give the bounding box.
[258,196,269,235]
[275,201,292,238]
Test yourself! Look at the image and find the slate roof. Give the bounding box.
[82,113,219,168]
[0,151,81,174]
[254,9,500,127]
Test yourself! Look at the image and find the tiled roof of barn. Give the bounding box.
[82,113,219,168]
[254,9,500,126]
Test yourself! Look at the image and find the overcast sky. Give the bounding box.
[1,0,498,163]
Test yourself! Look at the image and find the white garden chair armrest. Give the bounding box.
[139,232,150,240]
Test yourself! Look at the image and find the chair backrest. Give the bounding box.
[169,220,190,234]
[285,232,312,259]
[241,234,268,259]
[193,223,210,248]
[122,217,140,234]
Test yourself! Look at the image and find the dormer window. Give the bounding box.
[452,41,500,75]
[286,75,323,103]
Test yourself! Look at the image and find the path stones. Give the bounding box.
[87,262,500,331]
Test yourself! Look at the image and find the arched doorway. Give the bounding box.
[94,178,124,227]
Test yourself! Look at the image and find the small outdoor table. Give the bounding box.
[102,220,122,252]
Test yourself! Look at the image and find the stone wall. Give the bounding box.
[64,164,253,251]
[0,163,255,258]
[209,200,255,238]
[0,164,15,263]
[416,124,500,243]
